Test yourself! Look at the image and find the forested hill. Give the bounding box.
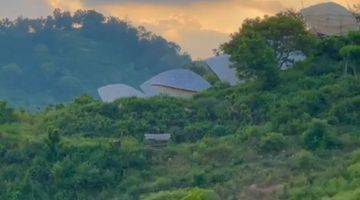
[0,11,359,199]
[0,9,190,109]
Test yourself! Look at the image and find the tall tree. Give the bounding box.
[223,11,315,68]
[222,11,315,88]
[222,32,279,89]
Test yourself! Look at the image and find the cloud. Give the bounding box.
[143,15,229,58]
[81,0,219,6]
[239,0,286,13]
[41,0,326,58]
[51,0,287,13]
[3,0,356,58]
[46,0,84,11]
[0,0,51,19]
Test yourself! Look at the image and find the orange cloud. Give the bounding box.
[46,0,83,11]
[43,0,359,58]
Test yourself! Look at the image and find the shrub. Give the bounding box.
[329,96,360,125]
[259,132,286,153]
[347,162,360,178]
[183,122,212,142]
[0,101,15,124]
[302,119,338,150]
[290,150,317,170]
[141,189,188,200]
[211,125,232,137]
[182,188,220,200]
[239,124,271,142]
[331,188,360,200]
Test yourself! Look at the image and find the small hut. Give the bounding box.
[144,133,171,147]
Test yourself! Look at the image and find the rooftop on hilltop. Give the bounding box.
[301,2,359,36]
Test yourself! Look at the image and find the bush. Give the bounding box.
[183,122,212,142]
[330,96,360,125]
[0,102,15,124]
[347,162,360,178]
[259,132,286,153]
[302,119,338,150]
[182,188,220,200]
[290,150,317,170]
[141,189,188,200]
[331,188,360,200]
[211,125,232,137]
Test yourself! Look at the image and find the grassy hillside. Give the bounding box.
[0,9,190,109]
[0,12,359,200]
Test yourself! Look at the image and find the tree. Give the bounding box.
[73,10,105,38]
[339,45,360,78]
[222,32,279,88]
[223,11,314,68]
[53,9,73,30]
[45,127,61,161]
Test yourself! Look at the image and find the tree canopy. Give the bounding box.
[221,11,315,88]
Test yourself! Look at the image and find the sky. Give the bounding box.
[0,0,358,59]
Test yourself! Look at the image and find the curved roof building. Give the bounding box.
[140,79,159,97]
[301,2,358,36]
[98,84,145,102]
[205,55,240,86]
[140,69,211,98]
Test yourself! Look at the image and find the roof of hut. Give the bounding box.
[140,69,211,96]
[301,2,358,36]
[98,84,145,102]
[145,134,171,141]
[205,55,239,86]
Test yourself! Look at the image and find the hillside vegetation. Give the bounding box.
[0,9,190,109]
[0,11,359,200]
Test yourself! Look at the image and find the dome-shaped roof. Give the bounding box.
[140,69,211,96]
[205,55,239,86]
[301,2,358,36]
[98,84,145,102]
[140,79,158,97]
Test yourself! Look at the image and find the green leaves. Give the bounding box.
[259,132,286,153]
[339,45,360,59]
[0,101,16,124]
[302,119,338,150]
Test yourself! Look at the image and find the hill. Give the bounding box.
[0,9,190,109]
[0,10,359,200]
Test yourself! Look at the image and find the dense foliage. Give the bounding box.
[0,12,359,200]
[0,9,190,109]
[222,11,315,89]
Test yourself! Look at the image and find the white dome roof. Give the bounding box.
[98,84,144,102]
[141,69,211,96]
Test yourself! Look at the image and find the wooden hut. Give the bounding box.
[145,133,171,148]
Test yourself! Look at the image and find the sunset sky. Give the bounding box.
[0,0,358,58]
